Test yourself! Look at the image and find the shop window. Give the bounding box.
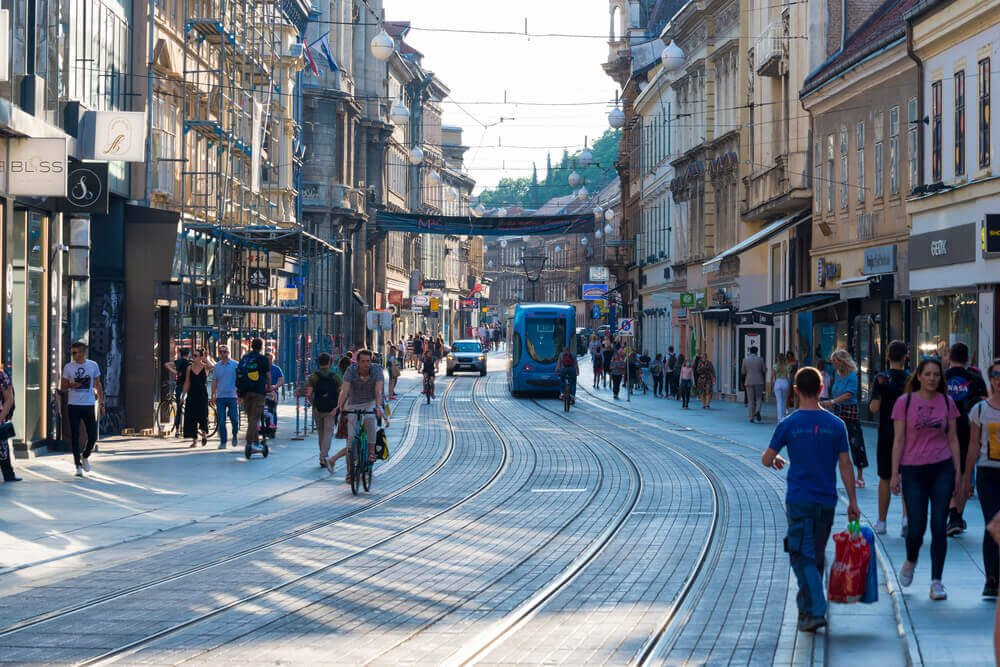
[915,292,979,366]
[955,70,966,177]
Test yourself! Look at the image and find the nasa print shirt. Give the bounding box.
[63,360,101,406]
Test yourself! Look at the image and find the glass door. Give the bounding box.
[9,210,48,445]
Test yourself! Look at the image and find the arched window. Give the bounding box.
[610,3,624,41]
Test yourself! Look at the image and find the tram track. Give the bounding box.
[71,373,512,665]
[0,378,453,641]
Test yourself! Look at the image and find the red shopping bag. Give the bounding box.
[828,522,871,604]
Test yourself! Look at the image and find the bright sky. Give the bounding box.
[382,0,619,194]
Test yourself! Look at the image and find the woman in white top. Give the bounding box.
[965,357,1000,599]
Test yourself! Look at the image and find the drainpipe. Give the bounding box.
[144,1,154,205]
[905,20,925,192]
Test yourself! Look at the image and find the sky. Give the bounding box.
[381,0,620,194]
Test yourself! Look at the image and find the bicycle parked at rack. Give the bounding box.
[156,381,219,439]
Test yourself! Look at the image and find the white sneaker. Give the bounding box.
[82,459,91,472]
[900,560,915,587]
[75,465,84,477]
[930,581,948,600]
[874,520,887,535]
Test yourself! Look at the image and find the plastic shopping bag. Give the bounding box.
[828,521,871,604]
[859,526,879,604]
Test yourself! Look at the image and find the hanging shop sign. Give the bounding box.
[412,294,430,307]
[430,298,440,312]
[0,11,9,83]
[375,210,595,236]
[3,137,68,196]
[388,290,404,305]
[88,111,147,162]
[422,279,446,289]
[679,292,695,307]
[816,257,841,287]
[863,244,897,275]
[694,289,707,308]
[248,268,271,289]
[984,215,1000,256]
[251,101,263,194]
[588,266,609,281]
[55,160,109,214]
[591,303,601,319]
[459,298,479,310]
[581,283,608,300]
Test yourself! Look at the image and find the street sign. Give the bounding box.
[412,294,430,307]
[248,268,270,289]
[588,266,609,281]
[617,318,635,335]
[582,283,608,300]
[591,303,601,319]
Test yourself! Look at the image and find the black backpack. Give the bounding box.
[236,353,262,397]
[312,372,339,413]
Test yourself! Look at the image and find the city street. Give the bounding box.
[0,360,994,665]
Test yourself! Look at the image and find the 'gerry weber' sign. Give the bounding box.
[0,137,68,196]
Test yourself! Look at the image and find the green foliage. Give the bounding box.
[476,129,620,209]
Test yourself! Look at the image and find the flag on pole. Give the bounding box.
[309,32,341,72]
[303,37,319,76]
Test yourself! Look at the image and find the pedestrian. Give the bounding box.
[386,347,401,400]
[592,350,603,389]
[964,357,1000,598]
[406,335,415,369]
[638,350,652,394]
[434,336,445,371]
[666,346,678,399]
[610,349,626,399]
[210,344,240,449]
[164,348,191,437]
[818,360,832,400]
[786,350,800,412]
[944,341,989,536]
[770,351,791,421]
[602,337,614,389]
[651,353,664,397]
[696,353,716,409]
[891,356,961,600]
[305,353,342,473]
[0,368,20,482]
[679,357,694,408]
[61,341,105,477]
[869,340,911,535]
[762,366,860,632]
[182,348,211,448]
[822,349,869,487]
[265,352,283,426]
[413,333,424,370]
[236,338,271,454]
[741,346,767,422]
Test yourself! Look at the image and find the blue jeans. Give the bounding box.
[559,371,577,398]
[786,502,836,618]
[901,458,955,580]
[216,397,239,445]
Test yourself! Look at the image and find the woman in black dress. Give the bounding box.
[183,349,210,447]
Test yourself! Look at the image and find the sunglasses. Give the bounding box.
[990,370,1000,379]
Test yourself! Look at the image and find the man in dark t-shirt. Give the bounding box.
[870,340,910,536]
[165,348,191,435]
[945,342,989,535]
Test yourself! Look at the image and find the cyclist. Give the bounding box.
[421,349,436,400]
[336,349,388,484]
[556,346,579,404]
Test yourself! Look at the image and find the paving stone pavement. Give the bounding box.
[0,358,993,665]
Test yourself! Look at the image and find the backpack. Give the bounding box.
[312,371,339,413]
[236,353,263,397]
[667,354,677,372]
[651,359,662,375]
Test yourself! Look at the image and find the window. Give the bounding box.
[840,126,849,208]
[525,318,567,365]
[815,141,822,211]
[857,120,866,203]
[955,70,966,176]
[932,81,943,181]
[827,135,835,212]
[908,97,919,191]
[889,106,899,194]
[151,94,175,195]
[979,58,991,168]
[874,111,884,197]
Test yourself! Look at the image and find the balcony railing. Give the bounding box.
[755,21,785,77]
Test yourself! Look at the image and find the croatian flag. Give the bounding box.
[309,32,341,72]
[303,37,319,76]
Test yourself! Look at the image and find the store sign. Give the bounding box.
[91,111,147,162]
[430,297,440,312]
[388,290,403,305]
[694,289,707,308]
[0,11,9,83]
[248,268,270,289]
[422,279,446,289]
[679,292,695,307]
[459,298,479,310]
[910,223,976,269]
[411,294,430,307]
[816,257,841,287]
[4,137,68,196]
[863,245,897,275]
[581,283,607,300]
[56,160,109,214]
[984,215,1000,255]
[588,266,609,281]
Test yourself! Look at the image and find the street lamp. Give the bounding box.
[370,30,395,61]
[522,249,547,302]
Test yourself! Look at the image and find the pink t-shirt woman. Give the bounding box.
[891,392,960,466]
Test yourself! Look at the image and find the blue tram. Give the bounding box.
[506,303,576,395]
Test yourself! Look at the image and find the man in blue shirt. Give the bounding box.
[266,353,284,427]
[211,345,239,449]
[762,366,860,632]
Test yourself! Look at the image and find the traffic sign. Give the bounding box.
[617,318,635,336]
[591,303,601,319]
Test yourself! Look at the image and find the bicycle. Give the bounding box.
[560,374,575,413]
[423,374,434,404]
[345,409,376,495]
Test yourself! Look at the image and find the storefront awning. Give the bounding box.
[697,307,733,322]
[752,291,840,314]
[702,209,811,274]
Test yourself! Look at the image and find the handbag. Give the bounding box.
[334,412,348,440]
[0,421,14,441]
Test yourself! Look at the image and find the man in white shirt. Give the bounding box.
[60,341,105,477]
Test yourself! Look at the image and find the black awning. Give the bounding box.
[352,289,368,308]
[698,307,733,322]
[752,292,840,314]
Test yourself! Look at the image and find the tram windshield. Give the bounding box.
[525,318,566,365]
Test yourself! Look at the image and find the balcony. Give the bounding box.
[300,182,365,216]
[755,21,785,77]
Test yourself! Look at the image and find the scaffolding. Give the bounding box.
[175,0,340,429]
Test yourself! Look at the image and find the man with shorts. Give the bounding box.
[869,340,910,535]
[336,349,388,483]
[413,334,425,370]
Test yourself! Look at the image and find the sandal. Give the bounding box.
[856,478,866,488]
[326,458,336,475]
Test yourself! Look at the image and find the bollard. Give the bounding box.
[291,393,304,440]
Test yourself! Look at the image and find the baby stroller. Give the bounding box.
[259,403,277,441]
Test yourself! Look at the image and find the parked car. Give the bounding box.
[446,339,487,376]
[575,327,594,355]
